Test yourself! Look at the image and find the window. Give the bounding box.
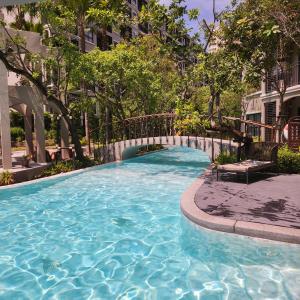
[265,102,276,141]
[85,30,94,43]
[246,113,261,137]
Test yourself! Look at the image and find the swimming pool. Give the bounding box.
[0,147,299,299]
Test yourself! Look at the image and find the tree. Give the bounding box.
[139,0,199,70]
[140,0,244,127]
[59,0,127,152]
[221,0,299,137]
[0,0,128,159]
[0,2,86,159]
[74,36,179,125]
[4,3,42,32]
[265,0,300,50]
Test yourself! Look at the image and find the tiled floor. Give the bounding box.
[195,172,300,229]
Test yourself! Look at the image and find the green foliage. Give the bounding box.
[278,145,300,174]
[221,0,295,86]
[74,36,179,120]
[0,171,14,186]
[175,99,210,135]
[10,111,24,128]
[41,157,95,177]
[10,127,25,142]
[215,151,238,165]
[45,129,57,141]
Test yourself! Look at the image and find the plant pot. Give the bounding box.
[22,159,30,168]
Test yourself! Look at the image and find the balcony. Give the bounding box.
[265,63,300,94]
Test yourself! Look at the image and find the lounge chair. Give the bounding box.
[216,142,279,184]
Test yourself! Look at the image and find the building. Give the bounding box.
[243,50,300,141]
[0,0,152,171]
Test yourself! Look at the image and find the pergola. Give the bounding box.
[0,0,39,4]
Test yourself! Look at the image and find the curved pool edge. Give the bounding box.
[180,168,300,245]
[0,160,121,191]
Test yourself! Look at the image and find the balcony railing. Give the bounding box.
[265,63,300,94]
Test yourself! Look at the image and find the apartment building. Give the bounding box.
[75,0,149,53]
[243,50,300,141]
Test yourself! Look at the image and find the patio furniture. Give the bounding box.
[217,142,279,184]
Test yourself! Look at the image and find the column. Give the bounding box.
[24,106,34,157]
[261,102,266,142]
[0,61,12,169]
[31,87,46,163]
[34,108,46,163]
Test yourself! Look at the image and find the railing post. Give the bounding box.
[140,118,143,145]
[146,117,149,146]
[212,136,214,161]
[134,120,137,146]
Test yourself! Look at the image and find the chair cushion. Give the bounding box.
[217,160,274,172]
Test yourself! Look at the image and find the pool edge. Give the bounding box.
[180,168,300,245]
[0,160,121,191]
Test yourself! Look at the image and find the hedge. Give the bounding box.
[10,127,25,142]
[277,145,300,174]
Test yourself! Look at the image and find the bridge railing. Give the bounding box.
[90,113,238,163]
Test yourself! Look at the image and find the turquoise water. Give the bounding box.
[0,147,300,299]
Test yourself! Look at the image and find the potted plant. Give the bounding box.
[22,155,31,168]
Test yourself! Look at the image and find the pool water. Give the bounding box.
[0,147,299,299]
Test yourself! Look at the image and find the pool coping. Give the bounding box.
[180,167,300,245]
[0,147,170,190]
[0,160,121,190]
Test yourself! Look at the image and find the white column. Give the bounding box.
[60,117,70,159]
[24,106,34,157]
[34,109,46,163]
[261,102,266,142]
[30,87,46,163]
[0,61,12,169]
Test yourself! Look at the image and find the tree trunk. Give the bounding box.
[208,93,215,126]
[278,93,286,142]
[215,91,222,124]
[64,116,84,160]
[105,105,113,144]
[78,16,91,155]
[98,26,108,51]
[98,26,113,144]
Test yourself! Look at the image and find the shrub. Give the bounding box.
[11,127,25,142]
[42,161,74,177]
[215,151,237,165]
[278,145,300,174]
[10,111,24,128]
[0,171,14,186]
[41,157,96,177]
[45,129,57,141]
[80,137,87,146]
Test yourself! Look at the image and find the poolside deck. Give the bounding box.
[195,172,300,229]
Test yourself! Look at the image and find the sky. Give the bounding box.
[159,0,231,34]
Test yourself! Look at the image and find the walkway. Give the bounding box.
[195,173,300,229]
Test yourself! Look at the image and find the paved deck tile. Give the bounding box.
[195,173,300,229]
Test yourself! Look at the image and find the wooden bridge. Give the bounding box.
[91,113,239,163]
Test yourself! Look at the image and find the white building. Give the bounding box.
[243,50,300,142]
